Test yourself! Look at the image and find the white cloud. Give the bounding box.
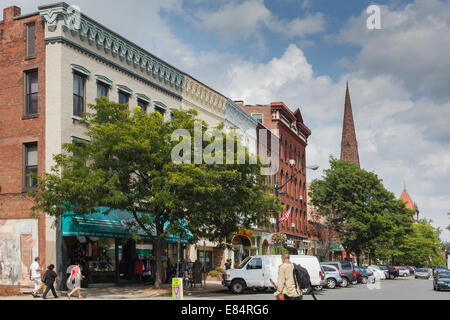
[191,0,325,42]
[336,0,450,100]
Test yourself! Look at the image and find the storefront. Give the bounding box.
[231,228,258,265]
[260,232,272,255]
[284,235,308,255]
[59,208,192,286]
[329,242,345,261]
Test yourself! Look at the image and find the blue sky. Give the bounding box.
[2,0,449,239]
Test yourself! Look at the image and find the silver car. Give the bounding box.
[415,268,430,279]
[398,267,410,277]
[321,264,344,289]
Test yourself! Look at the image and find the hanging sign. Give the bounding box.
[172,277,183,300]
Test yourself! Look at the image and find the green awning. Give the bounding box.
[62,207,193,244]
[329,242,345,251]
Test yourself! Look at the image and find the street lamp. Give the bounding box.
[274,163,319,233]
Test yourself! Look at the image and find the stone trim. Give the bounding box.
[71,64,90,78]
[136,93,151,103]
[95,74,112,87]
[117,84,133,95]
[154,101,168,110]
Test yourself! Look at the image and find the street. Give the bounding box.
[161,277,450,301]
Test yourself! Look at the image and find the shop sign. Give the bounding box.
[286,240,295,248]
[172,277,183,300]
[237,227,253,236]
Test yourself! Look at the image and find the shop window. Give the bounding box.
[197,250,213,272]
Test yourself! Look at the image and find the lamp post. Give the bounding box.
[274,163,319,233]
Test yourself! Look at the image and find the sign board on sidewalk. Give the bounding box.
[172,277,183,300]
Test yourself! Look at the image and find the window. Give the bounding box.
[97,82,108,98]
[155,106,165,116]
[24,143,38,190]
[118,91,129,106]
[252,114,263,124]
[137,99,148,112]
[26,23,35,58]
[246,258,262,270]
[25,70,38,115]
[73,73,85,117]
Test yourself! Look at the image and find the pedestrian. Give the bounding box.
[30,257,43,298]
[273,253,302,300]
[225,259,232,270]
[67,262,85,299]
[42,264,61,299]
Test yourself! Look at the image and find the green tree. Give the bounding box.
[30,98,280,288]
[309,157,414,264]
[396,223,446,267]
[447,212,450,231]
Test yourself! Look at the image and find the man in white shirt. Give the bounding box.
[30,257,42,297]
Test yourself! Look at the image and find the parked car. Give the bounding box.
[321,264,343,289]
[378,265,399,279]
[354,266,371,284]
[415,268,430,279]
[397,267,410,277]
[222,255,322,294]
[320,261,356,288]
[433,270,450,291]
[368,265,386,280]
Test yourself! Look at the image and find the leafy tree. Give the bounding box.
[309,157,414,265]
[30,98,280,288]
[396,223,446,267]
[270,233,288,255]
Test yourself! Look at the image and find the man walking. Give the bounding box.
[274,253,302,300]
[30,257,42,298]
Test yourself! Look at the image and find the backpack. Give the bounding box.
[293,263,317,300]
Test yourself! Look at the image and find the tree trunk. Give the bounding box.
[153,224,164,289]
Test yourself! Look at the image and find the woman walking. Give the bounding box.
[42,264,60,299]
[67,262,85,299]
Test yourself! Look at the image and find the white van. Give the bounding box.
[222,255,323,294]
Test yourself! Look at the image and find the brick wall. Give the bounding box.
[0,6,47,266]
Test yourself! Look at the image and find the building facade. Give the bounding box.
[0,2,227,287]
[243,102,312,255]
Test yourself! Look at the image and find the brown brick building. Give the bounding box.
[242,102,312,255]
[0,6,47,286]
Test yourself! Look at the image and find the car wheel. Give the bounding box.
[230,280,245,294]
[389,274,395,280]
[361,277,368,284]
[326,278,336,289]
[341,277,349,288]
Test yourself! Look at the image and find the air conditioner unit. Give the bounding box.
[291,223,295,228]
[270,218,276,224]
[299,195,304,201]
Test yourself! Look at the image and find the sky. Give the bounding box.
[2,0,449,240]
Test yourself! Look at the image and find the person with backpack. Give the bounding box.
[42,264,61,299]
[273,253,302,300]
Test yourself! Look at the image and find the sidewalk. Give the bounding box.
[1,281,227,300]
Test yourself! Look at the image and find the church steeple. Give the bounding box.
[340,82,360,168]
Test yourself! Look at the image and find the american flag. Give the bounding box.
[279,207,292,223]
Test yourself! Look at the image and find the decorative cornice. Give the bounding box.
[154,101,168,110]
[225,99,259,132]
[183,76,226,115]
[44,36,182,101]
[95,74,112,87]
[71,64,90,78]
[117,84,133,95]
[136,93,151,103]
[39,3,184,91]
